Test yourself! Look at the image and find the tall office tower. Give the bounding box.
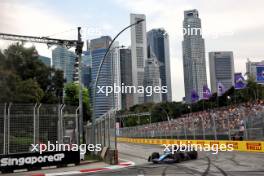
[52,46,76,83]
[209,52,235,93]
[112,42,122,111]
[81,52,92,89]
[246,59,264,79]
[90,36,121,118]
[182,9,207,102]
[144,47,162,103]
[120,48,134,110]
[38,55,51,67]
[130,13,147,105]
[147,28,172,102]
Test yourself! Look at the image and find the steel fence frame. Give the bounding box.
[0,103,79,155]
[85,109,117,151]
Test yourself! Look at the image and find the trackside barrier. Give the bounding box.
[117,137,264,153]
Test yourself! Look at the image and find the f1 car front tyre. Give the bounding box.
[148,152,160,162]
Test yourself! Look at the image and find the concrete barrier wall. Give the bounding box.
[117,137,264,153]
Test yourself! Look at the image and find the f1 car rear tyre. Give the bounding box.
[173,153,182,163]
[151,152,160,159]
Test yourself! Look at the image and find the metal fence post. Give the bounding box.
[57,105,61,143]
[227,115,231,140]
[3,103,7,155]
[108,112,111,148]
[244,120,248,140]
[33,104,38,145]
[114,110,117,150]
[201,117,205,140]
[58,104,65,144]
[212,113,217,140]
[103,115,106,147]
[102,117,105,147]
[184,120,187,139]
[7,103,12,154]
[192,120,196,139]
[75,106,80,146]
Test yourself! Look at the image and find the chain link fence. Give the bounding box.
[85,110,117,151]
[118,108,264,141]
[0,103,79,155]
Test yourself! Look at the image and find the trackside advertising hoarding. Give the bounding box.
[117,137,264,153]
[0,151,80,173]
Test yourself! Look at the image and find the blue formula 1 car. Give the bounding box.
[148,146,198,164]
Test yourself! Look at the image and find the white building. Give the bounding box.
[246,59,264,79]
[112,42,122,110]
[130,13,147,105]
[209,51,235,93]
[144,56,162,103]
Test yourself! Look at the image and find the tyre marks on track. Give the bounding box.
[202,156,228,176]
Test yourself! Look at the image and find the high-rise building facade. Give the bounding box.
[147,28,172,102]
[144,56,162,103]
[52,46,76,83]
[120,48,133,110]
[38,55,51,67]
[130,13,147,105]
[90,36,121,118]
[111,42,122,111]
[81,52,92,89]
[182,9,207,102]
[246,59,264,79]
[209,52,235,93]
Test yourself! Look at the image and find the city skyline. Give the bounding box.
[1,0,264,101]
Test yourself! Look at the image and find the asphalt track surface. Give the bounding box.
[77,142,264,176]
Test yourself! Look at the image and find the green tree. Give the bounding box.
[0,43,64,103]
[64,83,91,123]
[15,79,44,103]
[0,69,20,102]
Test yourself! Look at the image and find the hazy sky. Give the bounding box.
[1,0,264,101]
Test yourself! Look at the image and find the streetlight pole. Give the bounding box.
[158,106,172,138]
[159,107,171,123]
[91,19,145,146]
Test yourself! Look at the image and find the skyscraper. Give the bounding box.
[90,36,121,118]
[38,55,51,67]
[130,13,147,105]
[120,48,133,110]
[81,52,92,89]
[209,52,235,93]
[147,28,172,102]
[52,46,76,83]
[111,42,122,111]
[144,49,162,103]
[182,9,207,102]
